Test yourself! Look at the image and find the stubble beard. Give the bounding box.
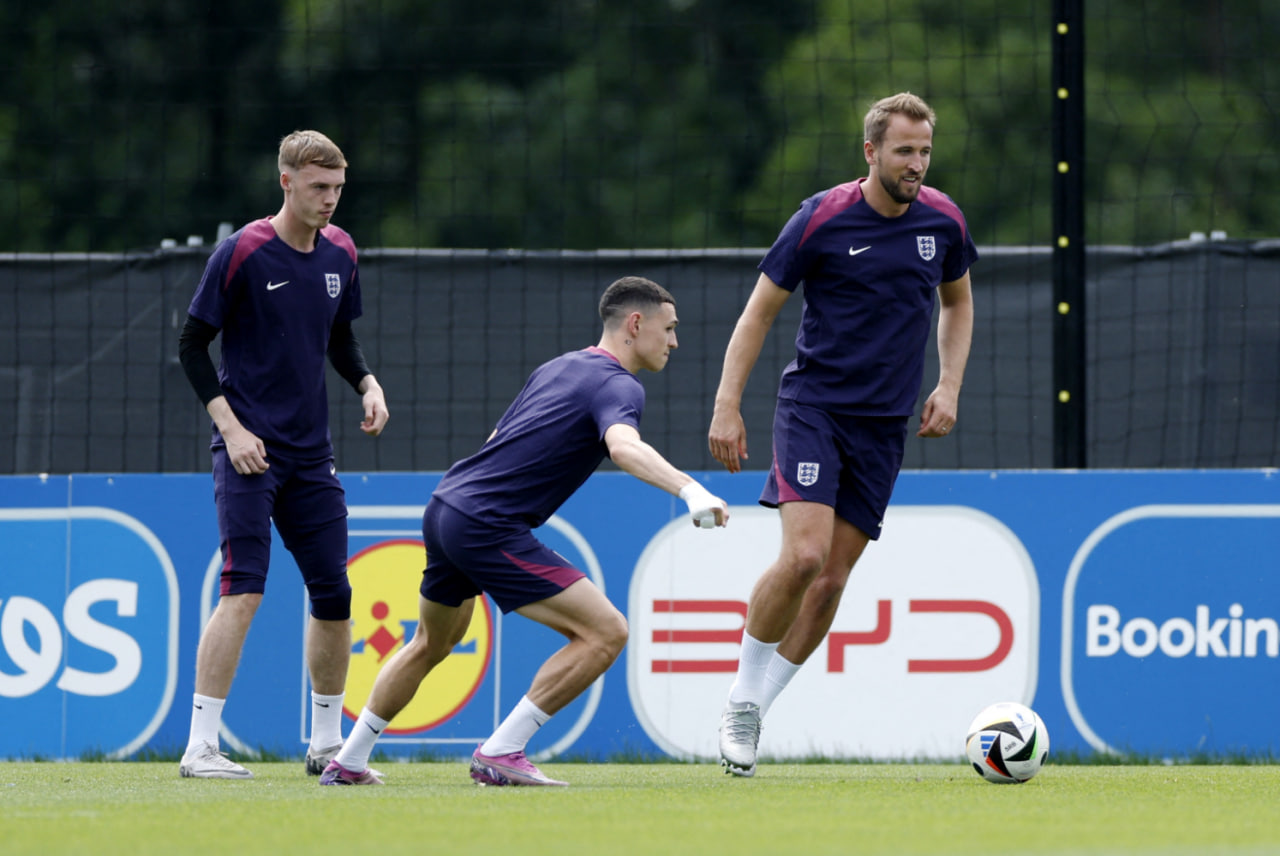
[880,171,922,206]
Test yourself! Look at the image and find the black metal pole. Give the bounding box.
[1052,0,1087,468]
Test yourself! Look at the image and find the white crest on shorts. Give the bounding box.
[797,462,820,487]
[916,235,937,261]
[326,273,342,298]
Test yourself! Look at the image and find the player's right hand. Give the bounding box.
[707,407,748,474]
[226,428,269,475]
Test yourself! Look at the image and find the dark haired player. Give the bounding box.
[177,130,389,779]
[708,92,977,776]
[320,276,728,786]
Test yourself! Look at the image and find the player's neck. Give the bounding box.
[593,337,636,374]
[860,174,911,219]
[269,209,319,253]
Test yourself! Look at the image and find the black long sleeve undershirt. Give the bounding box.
[177,315,222,406]
[177,314,372,408]
[326,320,373,393]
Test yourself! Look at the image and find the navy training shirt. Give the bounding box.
[433,347,645,529]
[187,218,362,457]
[759,178,978,416]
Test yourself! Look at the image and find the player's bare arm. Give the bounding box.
[205,396,269,474]
[918,272,974,438]
[709,274,791,473]
[605,423,729,528]
[358,374,390,436]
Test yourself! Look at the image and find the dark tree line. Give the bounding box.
[2,0,1276,253]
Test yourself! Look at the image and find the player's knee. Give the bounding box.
[774,547,827,593]
[806,574,848,614]
[215,590,264,615]
[306,577,352,622]
[595,608,629,663]
[404,630,448,671]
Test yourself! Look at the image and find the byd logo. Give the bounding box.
[0,581,141,698]
[649,598,1014,674]
[627,506,1040,761]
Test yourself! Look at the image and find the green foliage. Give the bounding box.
[1,0,1277,251]
[740,0,1052,245]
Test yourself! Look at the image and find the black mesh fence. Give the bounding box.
[2,243,1276,475]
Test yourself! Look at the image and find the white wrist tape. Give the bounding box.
[679,482,722,529]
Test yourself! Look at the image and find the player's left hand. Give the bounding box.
[680,482,730,529]
[918,385,959,438]
[360,379,390,436]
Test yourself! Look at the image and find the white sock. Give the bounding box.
[760,653,803,718]
[186,693,225,752]
[310,691,345,750]
[480,696,550,756]
[333,708,388,772]
[727,632,779,706]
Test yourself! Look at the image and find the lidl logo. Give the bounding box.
[345,539,492,733]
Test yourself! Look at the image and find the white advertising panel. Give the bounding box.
[627,506,1039,760]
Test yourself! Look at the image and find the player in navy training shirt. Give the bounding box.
[176,131,390,780]
[319,277,729,787]
[708,93,977,777]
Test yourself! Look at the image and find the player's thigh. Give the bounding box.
[415,594,475,658]
[419,498,484,608]
[832,415,908,542]
[273,458,352,618]
[515,577,627,646]
[760,399,842,509]
[212,446,282,593]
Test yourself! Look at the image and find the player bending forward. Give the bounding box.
[320,276,729,786]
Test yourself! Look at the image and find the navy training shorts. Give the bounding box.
[760,398,908,541]
[420,497,586,614]
[211,447,351,619]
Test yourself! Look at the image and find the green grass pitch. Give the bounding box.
[3,761,1279,855]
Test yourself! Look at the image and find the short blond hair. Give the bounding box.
[863,93,937,148]
[277,130,348,173]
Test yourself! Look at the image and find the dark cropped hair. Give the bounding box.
[598,276,675,328]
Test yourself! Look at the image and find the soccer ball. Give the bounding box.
[964,701,1049,784]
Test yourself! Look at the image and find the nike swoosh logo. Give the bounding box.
[848,246,871,256]
[364,722,381,735]
[194,704,203,710]
[266,281,290,290]
[317,702,330,708]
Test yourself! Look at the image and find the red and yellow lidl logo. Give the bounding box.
[344,539,492,733]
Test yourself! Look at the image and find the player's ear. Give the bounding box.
[628,311,643,338]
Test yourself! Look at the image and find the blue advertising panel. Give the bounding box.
[0,469,1276,761]
[0,477,179,759]
[1062,506,1280,756]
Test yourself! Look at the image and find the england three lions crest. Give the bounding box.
[916,235,937,261]
[797,462,820,487]
[326,273,342,298]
